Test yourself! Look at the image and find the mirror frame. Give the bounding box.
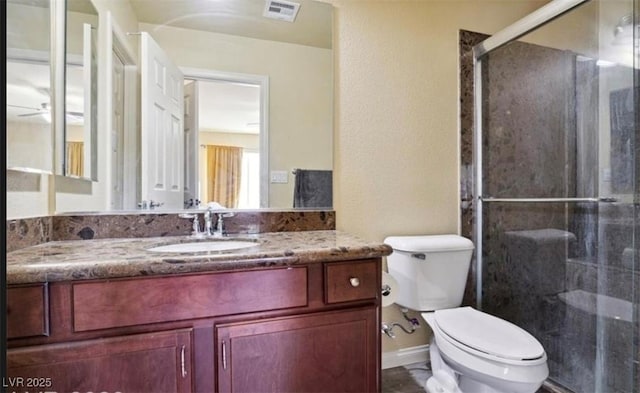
[53,0,66,177]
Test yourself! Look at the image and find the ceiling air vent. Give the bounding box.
[263,0,300,23]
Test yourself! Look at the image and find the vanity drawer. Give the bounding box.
[7,283,50,339]
[324,260,379,304]
[72,267,308,332]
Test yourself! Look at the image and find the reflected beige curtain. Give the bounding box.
[206,145,243,208]
[66,142,84,177]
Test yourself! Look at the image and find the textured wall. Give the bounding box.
[329,0,550,354]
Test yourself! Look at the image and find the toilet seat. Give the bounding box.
[423,309,549,393]
[433,307,545,363]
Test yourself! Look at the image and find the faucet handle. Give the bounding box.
[214,212,235,237]
[179,213,202,237]
[191,215,203,237]
[149,200,164,209]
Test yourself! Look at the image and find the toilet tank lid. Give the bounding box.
[384,235,474,252]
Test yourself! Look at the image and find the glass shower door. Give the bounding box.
[472,0,638,391]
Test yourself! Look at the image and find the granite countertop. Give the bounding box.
[7,230,392,284]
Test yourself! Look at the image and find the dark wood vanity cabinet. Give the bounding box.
[6,258,382,393]
[7,283,49,339]
[216,308,378,393]
[8,329,193,393]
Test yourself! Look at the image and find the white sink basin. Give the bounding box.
[147,240,258,253]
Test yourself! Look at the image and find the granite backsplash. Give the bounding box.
[6,210,336,253]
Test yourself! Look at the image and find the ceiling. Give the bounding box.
[6,61,52,125]
[6,59,261,132]
[6,58,86,126]
[129,0,333,49]
[192,79,261,134]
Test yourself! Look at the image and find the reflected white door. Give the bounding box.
[183,80,198,207]
[140,32,184,209]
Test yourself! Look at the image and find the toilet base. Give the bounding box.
[458,376,503,393]
[425,372,509,393]
[425,369,531,393]
[425,370,462,393]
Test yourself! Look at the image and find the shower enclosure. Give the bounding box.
[469,0,638,392]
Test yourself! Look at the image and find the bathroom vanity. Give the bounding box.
[6,230,391,393]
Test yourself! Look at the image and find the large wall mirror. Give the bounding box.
[54,0,334,214]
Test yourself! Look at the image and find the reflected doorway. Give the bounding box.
[182,70,268,210]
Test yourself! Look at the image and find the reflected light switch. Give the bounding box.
[270,170,288,184]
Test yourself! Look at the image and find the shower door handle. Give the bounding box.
[480,197,619,203]
[481,197,600,203]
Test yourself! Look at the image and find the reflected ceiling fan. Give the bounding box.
[8,102,84,120]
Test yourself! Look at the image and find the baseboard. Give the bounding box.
[381,344,430,370]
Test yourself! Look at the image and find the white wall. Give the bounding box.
[7,171,50,219]
[7,121,54,171]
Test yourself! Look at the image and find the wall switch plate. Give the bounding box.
[270,170,288,184]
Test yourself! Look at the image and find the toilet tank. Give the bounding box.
[384,235,474,311]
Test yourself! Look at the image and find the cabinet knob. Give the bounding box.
[349,277,360,287]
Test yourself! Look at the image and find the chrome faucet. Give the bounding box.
[202,208,234,237]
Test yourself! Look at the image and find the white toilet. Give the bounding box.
[385,235,549,393]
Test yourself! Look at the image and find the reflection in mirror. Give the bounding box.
[65,0,99,180]
[189,78,262,210]
[6,0,53,174]
[55,0,333,214]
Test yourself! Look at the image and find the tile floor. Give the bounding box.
[381,362,432,393]
[382,362,554,393]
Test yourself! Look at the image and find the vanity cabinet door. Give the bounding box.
[7,329,193,393]
[7,283,49,339]
[216,307,379,393]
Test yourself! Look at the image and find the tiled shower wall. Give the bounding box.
[459,30,638,393]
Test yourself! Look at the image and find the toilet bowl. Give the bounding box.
[423,307,548,393]
[384,235,549,393]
